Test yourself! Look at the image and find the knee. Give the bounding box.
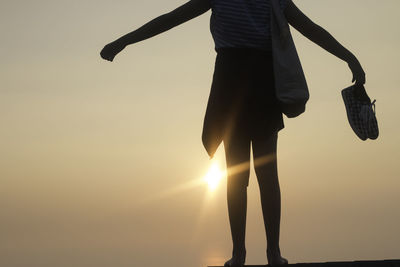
[254,163,277,180]
[227,172,250,192]
[258,178,280,193]
[255,166,279,190]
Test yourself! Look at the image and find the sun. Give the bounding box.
[204,162,224,191]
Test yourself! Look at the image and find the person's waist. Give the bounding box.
[216,47,272,57]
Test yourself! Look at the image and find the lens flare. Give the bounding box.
[204,162,224,190]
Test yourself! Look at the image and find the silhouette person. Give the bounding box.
[100,0,365,266]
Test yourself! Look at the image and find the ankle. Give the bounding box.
[267,247,281,257]
[233,247,246,256]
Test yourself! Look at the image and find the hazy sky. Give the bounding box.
[1,0,399,267]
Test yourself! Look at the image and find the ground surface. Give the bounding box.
[209,259,400,267]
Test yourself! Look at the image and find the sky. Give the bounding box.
[1,0,399,266]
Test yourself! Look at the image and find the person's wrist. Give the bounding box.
[114,38,127,49]
[346,53,358,65]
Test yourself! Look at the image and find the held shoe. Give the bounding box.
[341,84,379,140]
[360,99,379,140]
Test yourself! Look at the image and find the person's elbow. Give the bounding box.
[301,21,323,38]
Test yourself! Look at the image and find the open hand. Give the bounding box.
[348,57,366,85]
[100,40,125,62]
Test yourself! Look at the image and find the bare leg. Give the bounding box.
[252,132,288,266]
[223,134,251,267]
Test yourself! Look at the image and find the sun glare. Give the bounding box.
[204,162,224,191]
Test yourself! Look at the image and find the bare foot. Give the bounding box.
[224,250,246,267]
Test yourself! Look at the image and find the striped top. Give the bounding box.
[210,0,289,51]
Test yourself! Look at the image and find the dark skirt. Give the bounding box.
[202,48,284,157]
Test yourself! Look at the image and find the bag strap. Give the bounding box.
[270,0,290,42]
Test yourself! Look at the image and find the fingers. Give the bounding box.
[356,73,366,85]
[359,68,366,84]
[100,48,108,61]
[100,47,115,62]
[351,70,366,85]
[101,55,113,62]
[101,52,113,61]
[100,53,109,61]
[354,78,365,86]
[357,67,366,84]
[348,59,366,85]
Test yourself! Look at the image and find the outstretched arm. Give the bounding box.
[284,1,365,85]
[101,0,211,61]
